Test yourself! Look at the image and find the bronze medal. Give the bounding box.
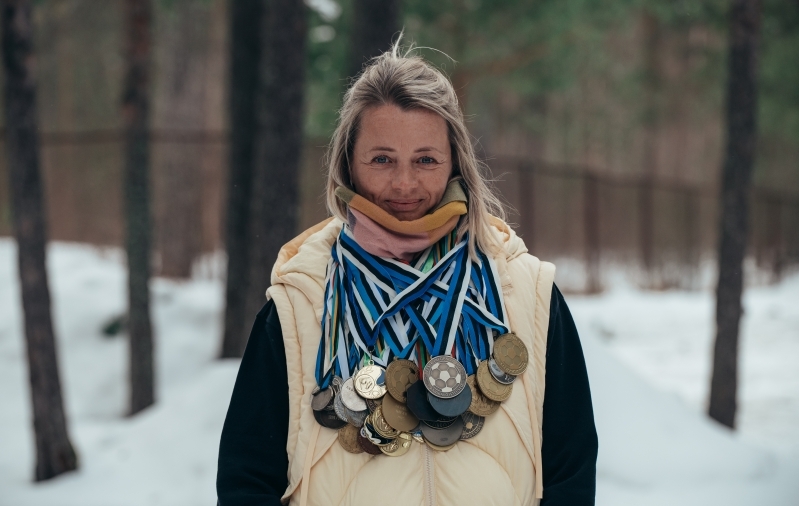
[421,416,464,447]
[460,411,485,440]
[353,364,388,400]
[357,432,383,455]
[313,406,347,429]
[423,356,467,399]
[338,424,365,454]
[427,383,472,417]
[476,361,513,402]
[381,393,420,432]
[340,377,368,412]
[370,406,400,439]
[386,359,419,403]
[466,375,500,416]
[492,333,529,376]
[379,432,413,457]
[488,357,516,385]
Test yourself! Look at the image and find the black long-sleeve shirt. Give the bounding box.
[217,285,597,505]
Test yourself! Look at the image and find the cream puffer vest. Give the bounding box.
[266,217,555,506]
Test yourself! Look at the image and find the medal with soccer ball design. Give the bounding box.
[423,356,467,399]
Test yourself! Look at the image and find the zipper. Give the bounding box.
[423,443,436,506]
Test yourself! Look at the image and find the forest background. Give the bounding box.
[0,0,797,290]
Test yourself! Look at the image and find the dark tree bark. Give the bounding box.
[156,0,211,279]
[122,0,155,414]
[709,0,762,429]
[220,0,262,358]
[242,0,307,349]
[348,0,401,79]
[1,0,78,481]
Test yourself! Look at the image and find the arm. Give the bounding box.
[217,300,290,506]
[540,285,598,505]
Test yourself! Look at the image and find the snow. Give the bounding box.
[1,238,797,505]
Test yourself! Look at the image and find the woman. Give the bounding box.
[217,44,597,506]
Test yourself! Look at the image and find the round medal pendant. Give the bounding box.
[313,406,347,429]
[422,416,457,429]
[488,357,516,385]
[466,375,501,416]
[420,416,464,447]
[311,386,334,411]
[426,440,458,452]
[340,377,368,412]
[423,356,467,399]
[427,383,472,417]
[492,333,529,376]
[386,359,419,402]
[357,432,383,455]
[333,394,354,423]
[362,420,394,446]
[380,432,413,457]
[476,361,513,402]
[381,393,420,432]
[354,364,388,399]
[406,381,442,422]
[460,411,485,440]
[349,408,369,428]
[370,406,400,439]
[338,424,364,454]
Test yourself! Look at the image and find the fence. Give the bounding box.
[1,133,797,290]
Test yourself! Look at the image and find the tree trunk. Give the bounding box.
[155,0,211,278]
[220,0,262,358]
[348,0,401,79]
[122,0,155,415]
[1,0,78,481]
[243,0,307,343]
[708,0,762,429]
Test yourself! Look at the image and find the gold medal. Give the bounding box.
[492,333,529,376]
[354,364,388,399]
[476,361,513,402]
[370,405,399,439]
[338,424,364,454]
[386,359,419,403]
[466,375,500,416]
[379,432,412,457]
[381,392,420,432]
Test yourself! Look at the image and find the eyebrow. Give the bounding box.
[367,146,445,154]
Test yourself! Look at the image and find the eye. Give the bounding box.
[372,155,390,164]
[418,156,436,164]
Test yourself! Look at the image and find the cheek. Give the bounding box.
[351,164,386,201]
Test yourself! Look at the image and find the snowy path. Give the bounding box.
[1,239,797,505]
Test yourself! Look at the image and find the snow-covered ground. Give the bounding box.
[1,239,797,505]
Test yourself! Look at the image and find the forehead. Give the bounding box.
[356,104,449,149]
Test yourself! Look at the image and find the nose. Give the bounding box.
[391,159,417,192]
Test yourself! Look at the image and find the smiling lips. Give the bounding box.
[385,199,425,213]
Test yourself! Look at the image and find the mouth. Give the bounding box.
[384,199,425,213]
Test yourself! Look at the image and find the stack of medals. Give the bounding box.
[311,331,530,455]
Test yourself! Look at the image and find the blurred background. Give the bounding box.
[0,0,798,505]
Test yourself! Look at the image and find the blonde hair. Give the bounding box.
[325,39,506,259]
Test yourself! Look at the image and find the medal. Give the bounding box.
[492,333,528,376]
[354,364,388,400]
[476,360,513,402]
[370,406,399,439]
[386,359,419,402]
[423,356,467,399]
[465,375,500,416]
[313,406,347,429]
[460,411,485,440]
[338,424,365,454]
[311,386,334,411]
[421,416,464,447]
[406,381,443,422]
[381,393,420,432]
[425,439,458,452]
[366,396,383,412]
[340,377,368,412]
[362,420,395,446]
[379,432,413,457]
[487,357,516,385]
[427,383,472,417]
[357,431,383,455]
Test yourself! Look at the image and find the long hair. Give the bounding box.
[325,37,506,258]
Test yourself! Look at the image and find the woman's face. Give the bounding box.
[350,104,453,221]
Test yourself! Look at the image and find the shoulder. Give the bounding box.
[269,218,342,287]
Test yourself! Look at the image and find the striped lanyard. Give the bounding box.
[315,226,510,388]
